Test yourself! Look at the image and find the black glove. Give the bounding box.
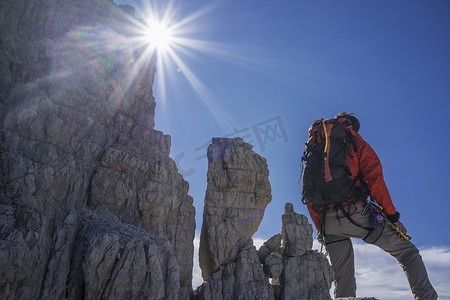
[387,211,400,223]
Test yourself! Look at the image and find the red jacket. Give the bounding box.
[307,128,397,230]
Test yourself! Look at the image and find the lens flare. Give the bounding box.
[145,22,173,50]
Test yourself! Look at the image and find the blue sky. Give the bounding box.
[117,0,449,296]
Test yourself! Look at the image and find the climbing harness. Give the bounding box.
[362,201,384,228]
[356,173,412,241]
[366,199,411,241]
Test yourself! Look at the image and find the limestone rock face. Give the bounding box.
[257,233,282,263]
[282,203,313,257]
[263,252,283,279]
[0,0,194,298]
[199,138,272,280]
[70,209,180,300]
[260,203,333,300]
[196,242,275,300]
[281,251,332,300]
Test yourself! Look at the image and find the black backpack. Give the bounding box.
[301,117,365,205]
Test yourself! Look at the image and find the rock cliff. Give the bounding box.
[0,0,194,298]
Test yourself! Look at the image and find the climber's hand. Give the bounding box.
[394,221,407,237]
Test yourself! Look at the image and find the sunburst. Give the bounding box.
[144,21,174,51]
[120,0,241,131]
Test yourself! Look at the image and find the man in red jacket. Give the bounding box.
[305,112,437,300]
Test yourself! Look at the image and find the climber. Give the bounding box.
[300,112,437,300]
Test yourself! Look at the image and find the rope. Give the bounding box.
[321,119,328,160]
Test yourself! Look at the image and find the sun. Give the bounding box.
[145,21,174,50]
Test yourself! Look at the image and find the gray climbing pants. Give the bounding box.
[323,204,437,300]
